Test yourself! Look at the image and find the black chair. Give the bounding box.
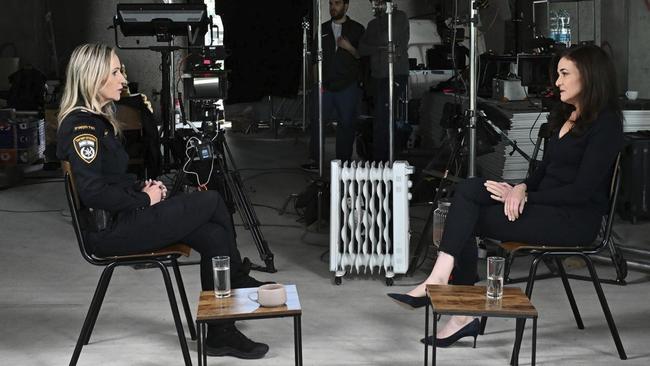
[63,162,196,366]
[480,156,627,363]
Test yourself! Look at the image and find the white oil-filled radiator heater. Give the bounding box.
[330,160,414,285]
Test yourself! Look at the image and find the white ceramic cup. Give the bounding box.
[626,91,639,100]
[248,284,287,307]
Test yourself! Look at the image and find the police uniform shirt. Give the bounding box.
[57,109,150,213]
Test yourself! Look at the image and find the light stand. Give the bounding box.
[387,2,395,164]
[371,1,397,164]
[301,17,310,132]
[313,0,327,231]
[467,0,479,178]
[408,0,481,274]
[317,0,324,178]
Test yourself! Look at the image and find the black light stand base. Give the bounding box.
[249,252,277,273]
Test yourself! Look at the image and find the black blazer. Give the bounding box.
[316,18,365,91]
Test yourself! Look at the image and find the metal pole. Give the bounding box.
[468,0,478,178]
[317,0,324,178]
[302,17,310,132]
[387,2,395,165]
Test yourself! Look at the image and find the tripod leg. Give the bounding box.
[217,135,277,273]
[408,205,434,276]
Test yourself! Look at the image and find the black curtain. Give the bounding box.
[216,0,309,103]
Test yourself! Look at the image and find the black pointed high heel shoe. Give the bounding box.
[387,293,429,309]
[421,318,480,348]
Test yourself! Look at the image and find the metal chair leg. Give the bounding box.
[511,255,543,365]
[581,255,627,360]
[554,257,584,329]
[70,263,116,366]
[82,265,116,345]
[172,258,197,340]
[504,251,516,283]
[154,261,192,366]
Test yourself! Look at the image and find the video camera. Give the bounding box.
[182,46,228,123]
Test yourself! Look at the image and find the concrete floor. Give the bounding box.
[1,128,650,366]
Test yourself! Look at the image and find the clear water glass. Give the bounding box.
[487,256,505,299]
[212,256,231,298]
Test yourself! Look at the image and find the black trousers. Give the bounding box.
[88,190,242,291]
[440,178,602,285]
[308,84,361,162]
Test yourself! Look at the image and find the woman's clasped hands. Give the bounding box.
[142,179,168,205]
[484,181,527,221]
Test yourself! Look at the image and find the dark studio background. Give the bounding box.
[216,0,310,104]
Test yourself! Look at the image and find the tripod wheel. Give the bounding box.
[385,277,394,286]
[334,276,342,286]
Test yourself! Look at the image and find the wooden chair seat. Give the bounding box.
[499,241,590,253]
[103,243,192,260]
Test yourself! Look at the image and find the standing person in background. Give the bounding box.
[358,0,410,163]
[302,0,365,171]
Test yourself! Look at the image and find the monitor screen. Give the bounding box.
[517,54,554,88]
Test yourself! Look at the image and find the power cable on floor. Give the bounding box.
[251,203,298,215]
[234,223,303,229]
[242,171,310,183]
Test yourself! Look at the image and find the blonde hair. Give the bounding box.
[58,44,121,134]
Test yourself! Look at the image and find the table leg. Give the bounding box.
[202,323,207,366]
[532,317,537,366]
[512,318,523,366]
[432,311,437,366]
[424,304,429,366]
[294,315,303,366]
[197,322,202,366]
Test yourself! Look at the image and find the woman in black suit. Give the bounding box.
[389,45,624,347]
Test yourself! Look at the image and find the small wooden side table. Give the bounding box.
[196,284,302,366]
[424,285,538,366]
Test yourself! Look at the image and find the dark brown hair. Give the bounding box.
[548,45,623,136]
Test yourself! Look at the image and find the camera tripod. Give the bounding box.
[171,118,277,273]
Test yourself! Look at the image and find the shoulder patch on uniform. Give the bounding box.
[73,134,99,164]
[73,124,96,132]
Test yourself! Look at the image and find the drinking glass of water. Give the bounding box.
[212,256,231,298]
[486,256,505,300]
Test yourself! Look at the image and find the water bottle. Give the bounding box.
[559,10,572,47]
[549,10,560,42]
[433,198,452,248]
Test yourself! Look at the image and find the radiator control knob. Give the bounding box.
[407,193,412,200]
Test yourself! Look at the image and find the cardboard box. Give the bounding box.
[0,122,15,149]
[17,146,40,165]
[0,148,17,167]
[17,121,39,149]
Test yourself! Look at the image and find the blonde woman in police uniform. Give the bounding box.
[57,43,269,359]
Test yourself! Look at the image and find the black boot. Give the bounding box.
[206,323,269,359]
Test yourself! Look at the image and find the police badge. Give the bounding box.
[73,134,98,164]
